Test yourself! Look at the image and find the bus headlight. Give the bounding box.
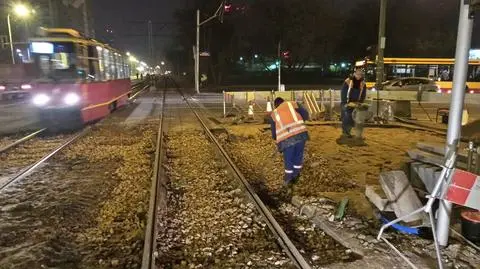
[33,94,50,106]
[64,92,80,105]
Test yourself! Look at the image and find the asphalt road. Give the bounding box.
[0,101,39,135]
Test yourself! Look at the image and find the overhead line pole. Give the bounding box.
[195,2,224,94]
[375,0,387,117]
[437,0,475,247]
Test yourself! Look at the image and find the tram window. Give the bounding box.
[103,49,112,80]
[88,45,100,81]
[76,44,89,80]
[115,54,123,79]
[97,46,105,81]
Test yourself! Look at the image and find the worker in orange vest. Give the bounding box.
[270,97,309,185]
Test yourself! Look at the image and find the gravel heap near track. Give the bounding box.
[156,130,293,268]
[218,131,357,196]
[64,123,157,268]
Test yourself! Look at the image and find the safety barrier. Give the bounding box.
[222,89,480,121]
[222,90,338,120]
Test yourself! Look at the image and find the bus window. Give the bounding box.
[365,64,376,81]
[468,65,480,82]
[415,65,429,78]
[438,65,453,81]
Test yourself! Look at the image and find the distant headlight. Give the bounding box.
[436,89,442,93]
[64,92,80,105]
[33,94,50,106]
[21,84,32,90]
[0,85,5,91]
[371,87,376,91]
[447,90,452,94]
[469,90,474,94]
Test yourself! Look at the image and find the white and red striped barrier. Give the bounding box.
[442,169,480,210]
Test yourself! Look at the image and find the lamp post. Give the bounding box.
[7,4,34,64]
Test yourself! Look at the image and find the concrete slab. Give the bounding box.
[365,185,394,212]
[416,142,468,163]
[408,148,468,170]
[379,171,425,224]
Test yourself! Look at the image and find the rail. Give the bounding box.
[0,128,46,154]
[0,128,89,191]
[140,85,166,269]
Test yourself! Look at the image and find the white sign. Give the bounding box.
[469,49,480,60]
[31,42,54,54]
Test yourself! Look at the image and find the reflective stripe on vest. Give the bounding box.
[271,101,307,143]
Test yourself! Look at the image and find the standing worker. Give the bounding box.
[270,97,309,185]
[341,68,366,138]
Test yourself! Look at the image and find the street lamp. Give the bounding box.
[7,4,34,64]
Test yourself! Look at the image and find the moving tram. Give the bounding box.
[28,28,132,127]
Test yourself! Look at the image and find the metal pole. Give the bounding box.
[7,14,15,64]
[83,0,89,37]
[195,9,200,94]
[278,41,281,91]
[375,0,387,117]
[223,90,226,118]
[437,0,474,247]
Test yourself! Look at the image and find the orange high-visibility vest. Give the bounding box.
[271,101,307,143]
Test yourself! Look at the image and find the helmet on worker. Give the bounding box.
[274,97,285,108]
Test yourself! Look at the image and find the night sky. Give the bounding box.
[91,0,480,65]
[92,0,187,63]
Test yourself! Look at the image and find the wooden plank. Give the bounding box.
[379,171,426,224]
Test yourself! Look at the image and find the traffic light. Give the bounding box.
[224,2,232,13]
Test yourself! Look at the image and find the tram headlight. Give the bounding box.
[21,84,32,90]
[64,92,80,106]
[32,94,50,106]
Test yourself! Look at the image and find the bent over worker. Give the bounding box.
[270,97,309,185]
[341,68,366,138]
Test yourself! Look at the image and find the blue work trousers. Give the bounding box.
[283,140,306,182]
[341,105,354,135]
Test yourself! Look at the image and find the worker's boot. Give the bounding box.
[283,174,294,185]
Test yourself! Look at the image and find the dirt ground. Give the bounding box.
[222,124,445,219]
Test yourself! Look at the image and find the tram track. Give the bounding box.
[143,78,316,268]
[0,82,151,191]
[0,81,161,269]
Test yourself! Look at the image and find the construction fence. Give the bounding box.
[222,90,339,121]
[222,90,480,121]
